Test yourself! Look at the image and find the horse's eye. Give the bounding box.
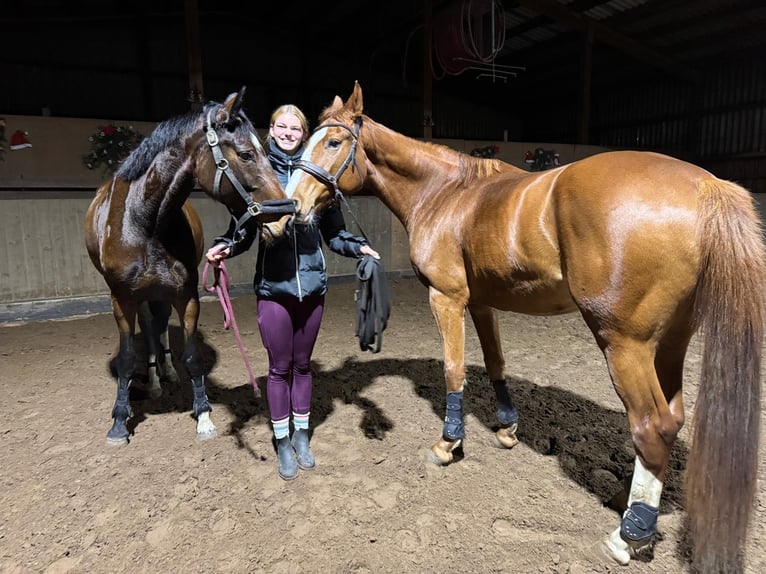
[328,139,341,149]
[238,151,255,161]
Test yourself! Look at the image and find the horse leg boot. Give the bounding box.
[430,390,465,465]
[492,379,519,448]
[605,457,662,564]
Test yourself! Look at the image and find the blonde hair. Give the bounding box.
[267,104,309,144]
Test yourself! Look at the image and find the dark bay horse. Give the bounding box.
[277,82,766,572]
[85,88,288,446]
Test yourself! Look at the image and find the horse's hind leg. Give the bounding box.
[177,296,216,441]
[107,297,138,446]
[138,302,166,398]
[138,301,180,400]
[468,304,519,449]
[599,334,688,565]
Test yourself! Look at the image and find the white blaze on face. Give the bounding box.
[284,126,329,198]
[250,132,263,152]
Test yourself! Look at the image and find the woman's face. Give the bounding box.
[269,112,304,154]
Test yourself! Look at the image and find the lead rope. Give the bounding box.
[201,261,261,398]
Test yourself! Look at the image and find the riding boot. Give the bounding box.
[276,436,299,480]
[291,428,316,470]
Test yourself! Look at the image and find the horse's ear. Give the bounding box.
[217,86,246,125]
[231,86,246,116]
[347,81,364,118]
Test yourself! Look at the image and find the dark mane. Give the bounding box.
[116,111,201,182]
[116,99,259,183]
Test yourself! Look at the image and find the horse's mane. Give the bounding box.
[456,153,505,185]
[116,100,257,182]
[115,111,201,182]
[318,103,506,188]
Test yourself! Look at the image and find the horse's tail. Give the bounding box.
[688,177,766,572]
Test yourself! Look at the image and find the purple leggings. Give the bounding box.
[257,295,324,421]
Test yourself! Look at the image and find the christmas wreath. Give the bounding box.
[83,124,144,172]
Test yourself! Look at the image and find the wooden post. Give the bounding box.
[185,0,204,110]
[422,0,433,139]
[578,23,593,145]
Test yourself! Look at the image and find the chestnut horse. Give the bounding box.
[278,82,766,572]
[85,88,288,446]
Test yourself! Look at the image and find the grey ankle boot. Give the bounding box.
[291,429,316,470]
[276,436,298,480]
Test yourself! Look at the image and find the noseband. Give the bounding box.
[204,111,265,240]
[294,117,363,203]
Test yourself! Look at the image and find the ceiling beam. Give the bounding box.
[510,0,700,83]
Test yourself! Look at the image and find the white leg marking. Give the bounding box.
[627,456,663,508]
[603,457,664,564]
[196,411,217,441]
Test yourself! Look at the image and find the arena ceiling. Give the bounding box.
[2,0,765,117]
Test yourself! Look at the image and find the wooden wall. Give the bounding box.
[0,114,611,321]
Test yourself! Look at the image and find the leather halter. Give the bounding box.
[204,110,264,240]
[294,117,363,203]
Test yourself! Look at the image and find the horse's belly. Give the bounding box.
[470,280,577,315]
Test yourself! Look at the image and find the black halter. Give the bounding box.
[204,110,264,240]
[294,117,363,203]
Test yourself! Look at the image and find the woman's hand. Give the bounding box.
[206,243,230,265]
[360,245,380,260]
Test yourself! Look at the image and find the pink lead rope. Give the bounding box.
[202,261,261,398]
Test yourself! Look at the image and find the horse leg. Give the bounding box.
[600,336,685,565]
[429,289,469,465]
[468,304,519,449]
[138,302,164,399]
[147,300,181,384]
[177,296,216,441]
[106,297,138,446]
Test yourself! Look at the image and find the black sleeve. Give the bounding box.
[319,204,369,258]
[211,217,258,258]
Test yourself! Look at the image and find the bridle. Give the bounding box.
[294,116,364,204]
[204,110,265,241]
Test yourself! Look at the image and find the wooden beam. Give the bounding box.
[422,0,433,139]
[579,23,593,144]
[184,0,204,110]
[512,0,699,83]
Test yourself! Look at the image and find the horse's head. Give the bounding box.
[194,87,292,242]
[281,81,369,226]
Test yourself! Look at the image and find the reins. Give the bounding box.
[201,261,261,398]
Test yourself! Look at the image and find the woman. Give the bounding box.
[206,104,380,480]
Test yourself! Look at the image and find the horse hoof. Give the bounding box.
[493,424,519,449]
[106,435,129,447]
[429,438,462,465]
[196,428,217,442]
[603,528,631,565]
